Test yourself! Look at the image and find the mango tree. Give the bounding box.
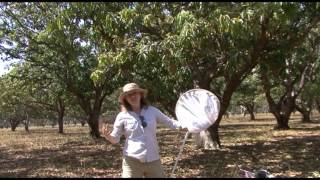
[259,23,320,129]
[13,62,75,133]
[295,58,320,122]
[91,2,320,146]
[0,70,35,131]
[231,73,262,120]
[0,2,130,137]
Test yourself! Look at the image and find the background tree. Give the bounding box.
[295,84,316,123]
[8,62,76,133]
[259,26,320,129]
[231,72,262,120]
[0,2,131,138]
[295,57,320,122]
[0,70,33,131]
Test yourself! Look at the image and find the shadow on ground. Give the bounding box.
[0,131,122,177]
[165,135,320,178]
[1,119,319,178]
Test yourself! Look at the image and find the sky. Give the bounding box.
[0,43,16,76]
[0,60,11,76]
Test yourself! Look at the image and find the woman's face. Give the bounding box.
[125,91,142,109]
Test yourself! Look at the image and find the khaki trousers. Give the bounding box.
[122,156,165,178]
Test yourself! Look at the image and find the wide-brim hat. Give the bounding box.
[118,83,148,104]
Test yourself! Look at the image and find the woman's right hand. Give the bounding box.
[101,124,110,136]
[101,124,117,144]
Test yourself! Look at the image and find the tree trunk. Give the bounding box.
[11,126,17,131]
[244,103,255,120]
[24,114,30,132]
[270,102,293,130]
[274,114,290,130]
[261,71,297,130]
[193,130,218,150]
[206,75,246,148]
[24,122,29,132]
[74,88,105,138]
[315,99,320,113]
[207,122,222,148]
[192,75,224,149]
[302,112,311,123]
[295,105,312,123]
[205,77,246,148]
[10,119,20,131]
[265,93,295,130]
[249,111,255,120]
[57,98,65,134]
[58,110,64,134]
[87,109,101,138]
[163,101,176,118]
[51,120,56,128]
[41,119,46,127]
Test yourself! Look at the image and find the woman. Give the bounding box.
[101,82,182,178]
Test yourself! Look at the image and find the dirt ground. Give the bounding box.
[0,113,319,178]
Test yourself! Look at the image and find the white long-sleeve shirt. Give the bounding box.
[110,105,181,163]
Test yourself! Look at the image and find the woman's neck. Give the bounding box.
[132,105,141,114]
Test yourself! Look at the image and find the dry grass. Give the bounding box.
[0,112,320,178]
